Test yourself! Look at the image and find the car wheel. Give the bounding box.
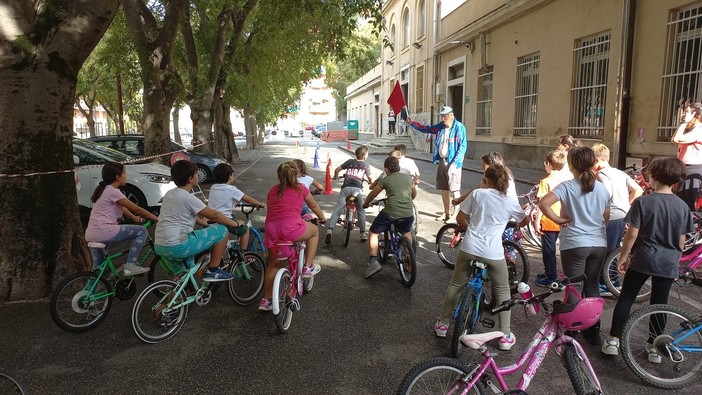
[121,185,148,209]
[196,165,211,183]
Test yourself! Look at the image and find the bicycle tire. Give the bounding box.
[147,254,172,284]
[412,203,419,238]
[227,251,266,305]
[502,240,530,295]
[601,247,651,302]
[248,229,265,255]
[131,280,188,344]
[525,220,542,248]
[620,304,702,389]
[378,231,390,264]
[397,357,485,395]
[562,343,602,395]
[0,370,30,395]
[451,287,480,358]
[273,269,293,333]
[344,209,352,247]
[436,223,461,269]
[302,276,314,293]
[49,271,113,332]
[397,235,417,287]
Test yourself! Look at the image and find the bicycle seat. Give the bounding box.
[459,331,505,349]
[87,242,106,249]
[273,242,295,259]
[345,195,356,204]
[470,260,486,269]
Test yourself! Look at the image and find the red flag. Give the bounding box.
[387,81,406,116]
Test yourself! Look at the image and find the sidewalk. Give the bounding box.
[340,140,545,186]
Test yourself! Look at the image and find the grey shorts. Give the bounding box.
[436,159,462,192]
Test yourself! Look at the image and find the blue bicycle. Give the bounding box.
[370,199,416,287]
[237,202,266,256]
[450,259,495,358]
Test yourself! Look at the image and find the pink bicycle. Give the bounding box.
[398,275,605,395]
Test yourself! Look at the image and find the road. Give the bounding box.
[1,140,700,394]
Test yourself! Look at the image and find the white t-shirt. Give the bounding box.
[155,188,207,246]
[208,183,245,218]
[459,188,526,260]
[399,157,420,179]
[297,175,314,189]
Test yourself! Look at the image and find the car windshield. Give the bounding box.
[74,139,131,162]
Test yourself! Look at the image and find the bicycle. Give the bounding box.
[341,194,359,247]
[435,221,529,295]
[620,304,702,389]
[49,221,165,332]
[0,369,30,394]
[398,274,605,395]
[374,197,419,252]
[517,184,541,248]
[237,202,266,256]
[370,198,417,287]
[270,218,324,333]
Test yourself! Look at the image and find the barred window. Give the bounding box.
[657,5,702,141]
[415,66,424,113]
[569,32,610,138]
[476,66,493,135]
[514,53,540,136]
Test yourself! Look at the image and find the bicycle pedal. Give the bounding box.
[481,318,495,329]
[483,379,501,394]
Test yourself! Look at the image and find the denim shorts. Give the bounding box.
[369,210,414,234]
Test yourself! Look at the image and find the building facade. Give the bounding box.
[345,64,382,133]
[348,0,701,170]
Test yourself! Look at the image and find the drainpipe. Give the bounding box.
[616,0,636,168]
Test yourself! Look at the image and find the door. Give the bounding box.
[449,85,464,123]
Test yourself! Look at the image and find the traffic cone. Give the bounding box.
[346,140,351,150]
[323,158,333,194]
[304,145,307,155]
[313,148,320,168]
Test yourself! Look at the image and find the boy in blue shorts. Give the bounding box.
[154,160,244,281]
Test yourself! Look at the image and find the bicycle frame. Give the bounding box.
[158,262,208,314]
[453,265,487,325]
[668,320,702,355]
[271,240,307,316]
[238,202,266,254]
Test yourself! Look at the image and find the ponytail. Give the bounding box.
[91,162,124,203]
[484,164,510,194]
[579,170,596,193]
[276,161,301,199]
[567,147,597,193]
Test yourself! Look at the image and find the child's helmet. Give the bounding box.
[552,297,605,330]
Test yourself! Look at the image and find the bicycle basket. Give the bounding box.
[552,297,604,330]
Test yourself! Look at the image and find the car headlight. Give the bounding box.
[142,173,172,183]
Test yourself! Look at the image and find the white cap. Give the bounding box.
[439,106,453,115]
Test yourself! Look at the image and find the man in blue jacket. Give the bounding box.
[407,106,467,222]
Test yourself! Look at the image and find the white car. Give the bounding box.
[73,139,175,212]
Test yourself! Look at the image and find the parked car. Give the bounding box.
[73,139,175,213]
[87,135,228,183]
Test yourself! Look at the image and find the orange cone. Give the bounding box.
[323,158,333,194]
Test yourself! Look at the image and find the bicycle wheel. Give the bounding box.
[620,304,702,389]
[436,223,461,269]
[451,287,480,358]
[525,220,542,248]
[601,248,651,302]
[49,271,113,332]
[273,269,294,333]
[563,343,602,395]
[131,280,188,344]
[248,229,265,255]
[147,254,173,284]
[344,209,352,247]
[412,204,419,248]
[503,240,530,295]
[397,357,485,395]
[228,251,266,305]
[0,370,30,395]
[378,231,390,264]
[397,236,417,287]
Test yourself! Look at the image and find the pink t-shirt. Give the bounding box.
[85,185,126,242]
[266,184,309,222]
[677,125,702,165]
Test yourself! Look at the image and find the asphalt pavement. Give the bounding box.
[1,138,701,394]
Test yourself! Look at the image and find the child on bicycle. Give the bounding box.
[292,159,323,215]
[362,156,416,279]
[533,150,568,287]
[85,162,160,274]
[325,145,372,244]
[207,163,265,251]
[602,157,693,357]
[393,144,420,184]
[259,161,326,311]
[154,160,243,282]
[433,164,527,350]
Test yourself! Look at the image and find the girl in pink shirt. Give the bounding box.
[259,161,326,311]
[672,102,702,210]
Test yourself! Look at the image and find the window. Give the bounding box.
[416,66,425,113]
[569,32,610,138]
[417,0,426,37]
[476,66,493,135]
[391,24,396,54]
[514,53,540,136]
[403,8,410,48]
[657,5,702,141]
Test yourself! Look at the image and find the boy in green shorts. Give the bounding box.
[362,156,416,278]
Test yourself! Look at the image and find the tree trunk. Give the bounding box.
[213,91,240,164]
[190,106,214,153]
[172,106,181,144]
[243,108,258,149]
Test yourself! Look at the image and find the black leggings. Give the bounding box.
[609,269,674,338]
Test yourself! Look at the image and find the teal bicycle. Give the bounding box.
[49,221,167,332]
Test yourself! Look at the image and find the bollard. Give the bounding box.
[346,140,351,150]
[313,148,320,168]
[323,158,333,194]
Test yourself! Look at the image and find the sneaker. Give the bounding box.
[434,320,449,338]
[499,333,516,350]
[535,276,557,287]
[598,284,613,297]
[601,339,620,356]
[325,230,332,245]
[203,267,236,282]
[360,231,368,242]
[646,344,662,364]
[123,263,149,276]
[258,298,273,311]
[365,262,382,278]
[302,263,321,277]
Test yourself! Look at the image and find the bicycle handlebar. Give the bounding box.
[489,273,588,315]
[238,202,264,216]
[369,198,388,207]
